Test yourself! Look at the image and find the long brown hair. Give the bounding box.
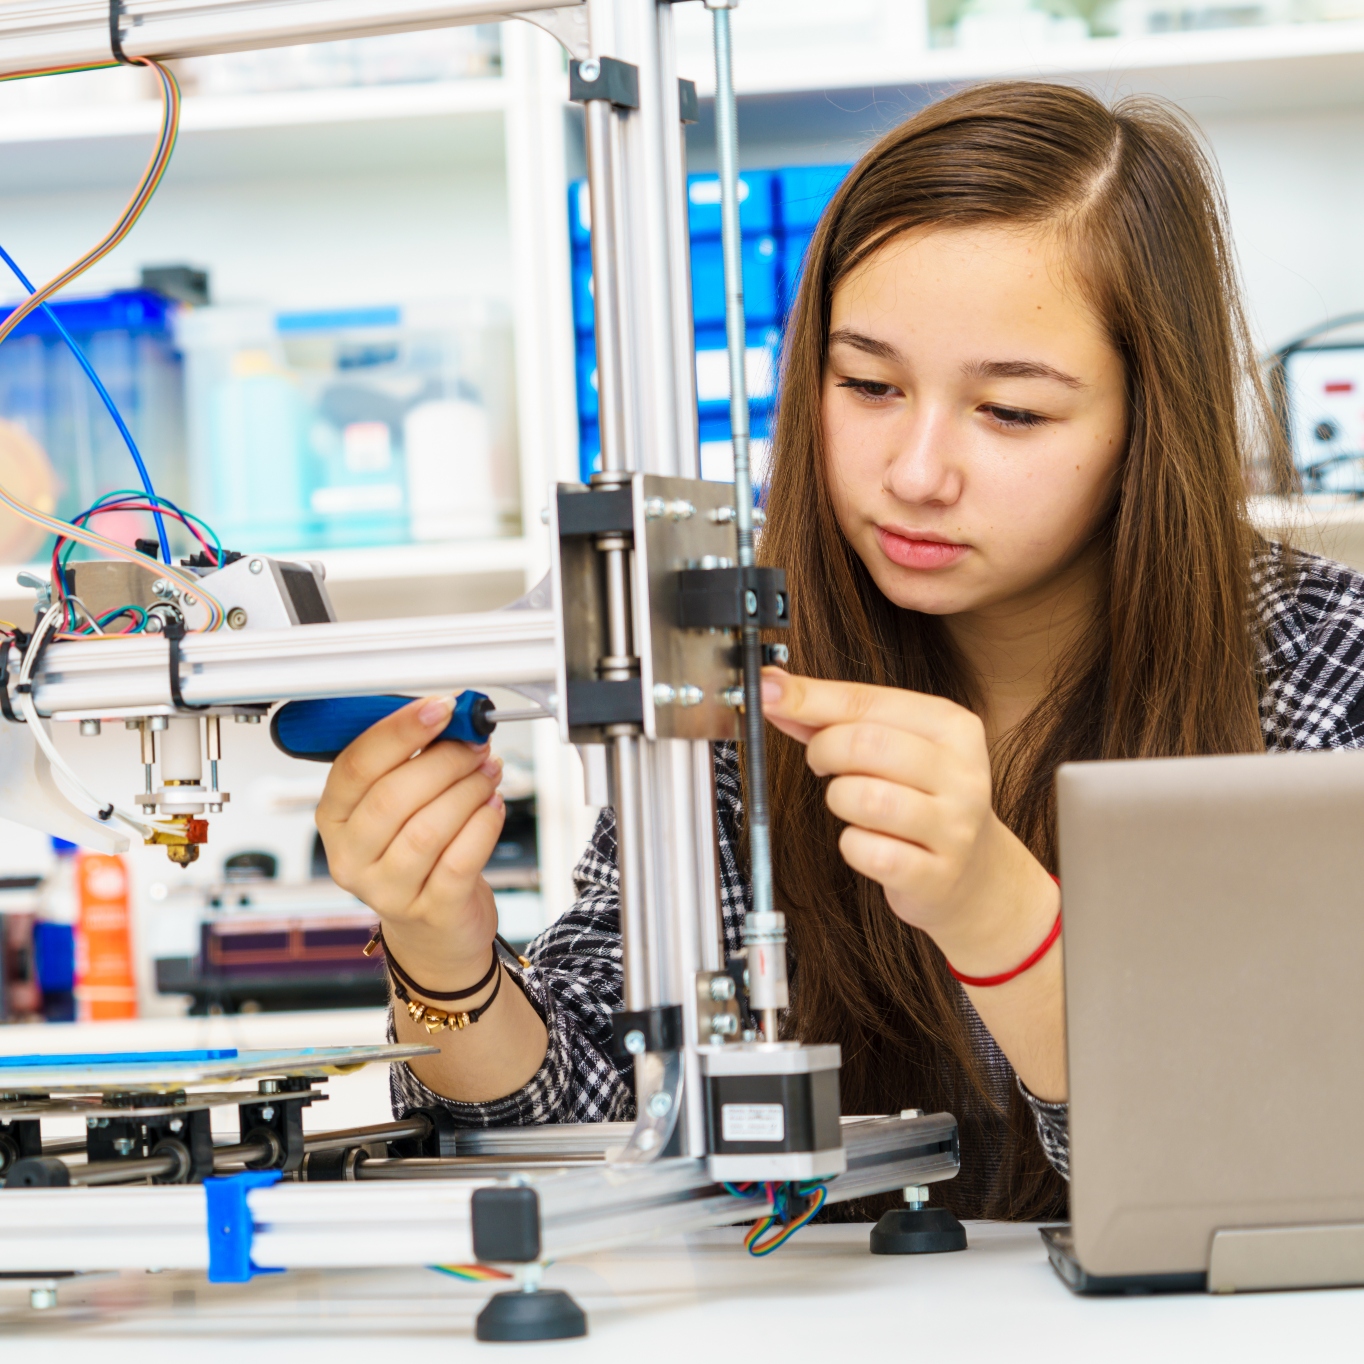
[759,83,1283,1220]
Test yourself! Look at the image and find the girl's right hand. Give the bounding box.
[314,694,507,985]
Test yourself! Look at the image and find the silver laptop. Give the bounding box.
[1044,748,1364,1295]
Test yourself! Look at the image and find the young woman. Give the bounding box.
[316,82,1364,1221]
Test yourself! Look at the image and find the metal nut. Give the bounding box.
[665,499,695,521]
[708,975,735,1001]
[721,686,745,709]
[151,578,178,600]
[112,1137,136,1156]
[623,1028,646,1056]
[764,643,789,666]
[677,685,703,707]
[708,505,737,524]
[149,716,169,732]
[29,1287,57,1310]
[226,607,248,630]
[711,1014,739,1036]
[258,1106,275,1122]
[644,497,666,520]
[652,683,676,706]
[79,719,101,736]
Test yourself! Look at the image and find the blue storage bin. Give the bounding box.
[693,323,781,412]
[33,921,74,994]
[571,249,595,336]
[687,169,778,237]
[0,288,187,534]
[779,231,816,315]
[691,236,779,328]
[578,418,601,484]
[575,348,599,423]
[777,164,850,232]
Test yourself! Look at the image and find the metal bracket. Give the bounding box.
[204,1170,284,1284]
[677,565,790,631]
[569,56,640,109]
[612,1004,684,1059]
[512,5,590,61]
[612,1049,685,1164]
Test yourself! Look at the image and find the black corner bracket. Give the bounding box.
[676,565,790,631]
[569,57,640,110]
[612,1005,684,1059]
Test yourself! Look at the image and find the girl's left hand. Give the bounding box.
[760,667,1058,979]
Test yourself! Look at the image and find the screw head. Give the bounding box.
[623,1028,646,1056]
[721,686,745,709]
[652,683,676,706]
[708,505,737,524]
[744,589,758,617]
[539,506,550,525]
[646,1091,673,1118]
[258,1106,275,1122]
[149,715,169,732]
[709,975,735,1001]
[151,578,176,599]
[112,1137,136,1156]
[644,497,666,520]
[248,558,264,574]
[29,1287,57,1311]
[169,1118,183,1133]
[579,57,601,81]
[79,719,101,737]
[666,499,695,521]
[226,607,248,630]
[677,684,703,707]
[711,1014,739,1036]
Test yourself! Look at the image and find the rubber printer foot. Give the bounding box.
[475,1288,587,1342]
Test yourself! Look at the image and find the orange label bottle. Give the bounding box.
[75,852,138,1021]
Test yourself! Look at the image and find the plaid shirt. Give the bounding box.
[393,545,1364,1188]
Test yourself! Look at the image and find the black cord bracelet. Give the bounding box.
[392,962,503,1034]
[362,927,528,1001]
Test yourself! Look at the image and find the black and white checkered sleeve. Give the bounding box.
[1019,1081,1069,1180]
[389,808,635,1127]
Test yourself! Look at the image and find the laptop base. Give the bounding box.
[1040,1225,1207,1295]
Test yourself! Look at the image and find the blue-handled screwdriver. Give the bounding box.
[269,692,546,763]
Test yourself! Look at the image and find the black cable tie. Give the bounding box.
[0,640,23,724]
[165,616,208,712]
[98,804,113,821]
[108,0,132,65]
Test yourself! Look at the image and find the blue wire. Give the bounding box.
[0,244,171,563]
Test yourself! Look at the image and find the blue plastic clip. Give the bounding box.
[204,1170,286,1283]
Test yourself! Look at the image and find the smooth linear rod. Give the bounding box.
[15,607,557,717]
[0,0,578,77]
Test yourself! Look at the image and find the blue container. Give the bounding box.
[776,164,850,232]
[0,289,187,530]
[687,169,778,237]
[33,921,74,994]
[691,236,779,328]
[571,249,595,337]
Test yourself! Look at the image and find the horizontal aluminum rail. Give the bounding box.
[0,0,578,77]
[20,608,557,717]
[0,1115,959,1272]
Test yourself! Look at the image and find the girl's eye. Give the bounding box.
[836,378,897,400]
[982,404,1046,429]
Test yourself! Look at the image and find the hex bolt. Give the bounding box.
[677,685,703,707]
[764,643,789,666]
[29,1287,57,1311]
[112,1137,136,1156]
[149,716,169,732]
[259,1106,275,1123]
[124,719,141,731]
[79,719,101,737]
[151,579,178,600]
[226,607,248,630]
[709,975,736,1002]
[235,714,262,724]
[903,1184,929,1210]
[652,683,676,706]
[666,500,695,521]
[708,505,737,524]
[579,57,601,81]
[646,1091,673,1118]
[721,686,745,709]
[700,554,720,570]
[744,589,758,617]
[644,497,666,520]
[169,1118,183,1133]
[711,1014,739,1036]
[623,1029,646,1056]
[248,558,264,574]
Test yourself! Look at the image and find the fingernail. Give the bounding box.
[487,791,504,811]
[418,695,454,727]
[761,678,782,705]
[479,755,503,779]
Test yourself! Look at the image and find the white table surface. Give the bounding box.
[0,1220,1357,1363]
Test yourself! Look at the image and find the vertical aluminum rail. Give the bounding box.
[582,0,730,1159]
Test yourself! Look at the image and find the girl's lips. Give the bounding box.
[875,526,969,570]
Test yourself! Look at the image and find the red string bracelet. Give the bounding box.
[945,875,1062,989]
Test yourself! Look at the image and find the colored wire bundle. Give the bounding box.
[430,1264,513,1283]
[52,492,225,636]
[0,242,171,560]
[0,62,119,84]
[726,1180,829,1257]
[0,59,180,346]
[0,59,221,628]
